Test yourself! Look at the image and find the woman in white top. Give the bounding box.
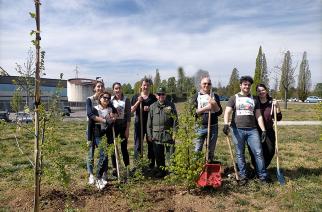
[111,82,131,176]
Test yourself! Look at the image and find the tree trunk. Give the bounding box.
[284,89,288,109]
[33,1,41,212]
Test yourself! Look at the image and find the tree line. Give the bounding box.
[116,46,319,108]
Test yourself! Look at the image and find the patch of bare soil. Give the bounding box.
[4,176,245,211]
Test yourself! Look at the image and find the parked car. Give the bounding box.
[62,107,70,116]
[64,106,72,113]
[16,112,33,123]
[0,110,10,122]
[287,97,299,102]
[304,96,322,103]
[219,96,229,101]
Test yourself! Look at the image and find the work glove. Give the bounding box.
[261,131,267,143]
[223,124,230,135]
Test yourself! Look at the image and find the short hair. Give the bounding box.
[141,77,153,86]
[239,76,253,85]
[112,82,122,89]
[200,75,211,82]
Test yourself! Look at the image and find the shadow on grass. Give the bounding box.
[283,166,322,180]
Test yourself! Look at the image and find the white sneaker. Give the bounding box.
[88,174,95,185]
[96,179,106,190]
[102,178,108,186]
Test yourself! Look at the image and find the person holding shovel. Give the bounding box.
[87,91,117,189]
[223,76,271,185]
[131,77,157,168]
[111,82,131,177]
[192,76,222,162]
[147,87,178,178]
[247,83,282,171]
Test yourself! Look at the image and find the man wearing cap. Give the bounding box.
[147,87,178,178]
[192,76,222,162]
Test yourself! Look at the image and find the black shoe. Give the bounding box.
[112,169,117,177]
[247,169,257,179]
[260,177,273,184]
[155,170,166,178]
[238,178,248,186]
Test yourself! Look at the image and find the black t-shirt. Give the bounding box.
[227,93,260,128]
[131,93,157,124]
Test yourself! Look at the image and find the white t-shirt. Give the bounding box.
[94,105,113,128]
[112,96,126,120]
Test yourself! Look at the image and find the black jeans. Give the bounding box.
[111,123,130,167]
[248,128,275,169]
[134,121,155,168]
[153,142,175,169]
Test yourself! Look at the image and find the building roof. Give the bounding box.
[0,76,67,87]
[67,78,96,86]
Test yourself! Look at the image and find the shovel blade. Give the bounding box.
[276,168,286,185]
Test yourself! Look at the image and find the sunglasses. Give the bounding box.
[202,83,212,86]
[102,96,111,100]
[157,93,165,96]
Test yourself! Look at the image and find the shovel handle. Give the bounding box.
[112,126,121,182]
[139,102,144,158]
[273,104,280,170]
[226,136,239,181]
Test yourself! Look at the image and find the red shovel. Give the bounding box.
[196,102,222,188]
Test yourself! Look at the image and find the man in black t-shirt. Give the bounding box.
[131,77,157,168]
[223,76,270,185]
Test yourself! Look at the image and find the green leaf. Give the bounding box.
[30,30,36,36]
[29,12,36,18]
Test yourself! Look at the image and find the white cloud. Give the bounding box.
[0,0,321,88]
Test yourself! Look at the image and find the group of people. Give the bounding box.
[85,78,178,189]
[85,75,282,189]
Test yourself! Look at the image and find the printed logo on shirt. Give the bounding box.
[236,95,255,116]
[197,92,215,113]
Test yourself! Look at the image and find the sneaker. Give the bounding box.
[88,174,95,185]
[238,177,248,186]
[247,168,257,180]
[102,179,108,186]
[96,179,106,190]
[112,169,118,178]
[260,177,273,184]
[155,170,166,178]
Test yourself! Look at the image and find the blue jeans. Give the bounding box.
[231,127,268,180]
[87,137,108,179]
[194,124,218,161]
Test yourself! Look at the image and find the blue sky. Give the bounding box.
[0,0,321,88]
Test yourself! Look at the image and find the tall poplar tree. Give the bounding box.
[279,50,295,109]
[227,68,240,96]
[262,53,269,88]
[167,77,176,94]
[177,67,186,96]
[252,46,269,94]
[297,51,311,101]
[153,69,161,93]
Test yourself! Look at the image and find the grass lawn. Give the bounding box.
[0,115,321,211]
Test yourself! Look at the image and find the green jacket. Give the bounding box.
[147,100,178,144]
